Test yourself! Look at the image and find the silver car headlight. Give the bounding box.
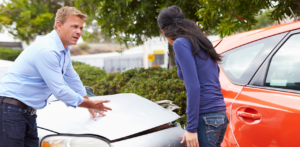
[41,135,110,147]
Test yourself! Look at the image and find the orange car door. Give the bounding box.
[231,30,300,147]
[218,32,288,147]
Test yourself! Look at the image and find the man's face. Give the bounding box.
[56,15,84,47]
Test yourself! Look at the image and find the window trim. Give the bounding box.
[249,30,300,93]
[247,85,300,95]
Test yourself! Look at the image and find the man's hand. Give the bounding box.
[88,99,112,120]
[79,96,112,121]
[83,96,103,120]
[181,131,199,147]
[88,109,107,121]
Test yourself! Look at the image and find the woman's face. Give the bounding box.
[161,30,174,45]
[165,37,174,45]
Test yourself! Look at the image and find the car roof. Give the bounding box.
[215,21,300,54]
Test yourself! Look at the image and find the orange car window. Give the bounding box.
[266,33,300,90]
[220,32,287,85]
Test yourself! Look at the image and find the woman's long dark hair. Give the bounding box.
[157,5,222,62]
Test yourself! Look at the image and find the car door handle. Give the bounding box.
[237,111,261,120]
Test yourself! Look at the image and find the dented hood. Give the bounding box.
[37,93,180,141]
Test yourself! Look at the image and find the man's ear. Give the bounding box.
[55,21,63,31]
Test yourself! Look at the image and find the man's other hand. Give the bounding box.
[88,100,112,121]
[79,99,112,120]
[90,99,112,111]
[88,109,107,121]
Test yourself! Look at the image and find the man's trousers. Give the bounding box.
[0,101,38,147]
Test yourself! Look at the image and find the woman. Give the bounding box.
[157,6,228,147]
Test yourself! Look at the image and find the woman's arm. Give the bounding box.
[173,38,201,133]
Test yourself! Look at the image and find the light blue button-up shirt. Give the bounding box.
[0,30,86,109]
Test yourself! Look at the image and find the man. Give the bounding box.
[0,6,111,147]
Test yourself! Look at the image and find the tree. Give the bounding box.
[75,0,202,69]
[75,0,300,69]
[2,0,299,68]
[197,0,300,38]
[0,0,73,44]
[252,10,274,30]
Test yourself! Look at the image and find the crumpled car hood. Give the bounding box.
[37,93,180,141]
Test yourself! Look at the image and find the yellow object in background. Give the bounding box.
[148,54,155,62]
[153,50,164,54]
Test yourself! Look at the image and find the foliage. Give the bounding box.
[75,0,201,47]
[72,61,107,86]
[0,47,23,61]
[75,0,300,42]
[73,61,188,126]
[252,10,274,30]
[0,0,73,44]
[197,0,300,38]
[78,43,90,50]
[74,0,202,69]
[197,0,261,37]
[1,0,299,45]
[74,0,300,70]
[271,0,300,23]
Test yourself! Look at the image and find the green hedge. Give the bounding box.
[72,61,187,126]
[0,47,23,61]
[72,61,107,86]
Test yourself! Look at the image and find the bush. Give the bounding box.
[78,43,90,51]
[72,61,107,86]
[0,47,23,61]
[73,61,187,127]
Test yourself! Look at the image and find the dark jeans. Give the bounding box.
[0,102,38,147]
[197,110,229,147]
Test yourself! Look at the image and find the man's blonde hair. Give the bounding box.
[53,6,87,29]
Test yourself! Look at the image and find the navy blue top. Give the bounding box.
[173,37,226,133]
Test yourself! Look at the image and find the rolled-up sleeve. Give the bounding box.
[63,56,87,97]
[33,48,84,108]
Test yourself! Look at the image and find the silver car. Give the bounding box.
[0,59,185,146]
[38,87,185,147]
[0,59,14,79]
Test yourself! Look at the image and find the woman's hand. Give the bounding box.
[181,131,199,147]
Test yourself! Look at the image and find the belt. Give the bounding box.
[1,97,37,115]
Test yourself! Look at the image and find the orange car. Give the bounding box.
[214,21,300,147]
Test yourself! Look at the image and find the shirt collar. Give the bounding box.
[50,30,71,52]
